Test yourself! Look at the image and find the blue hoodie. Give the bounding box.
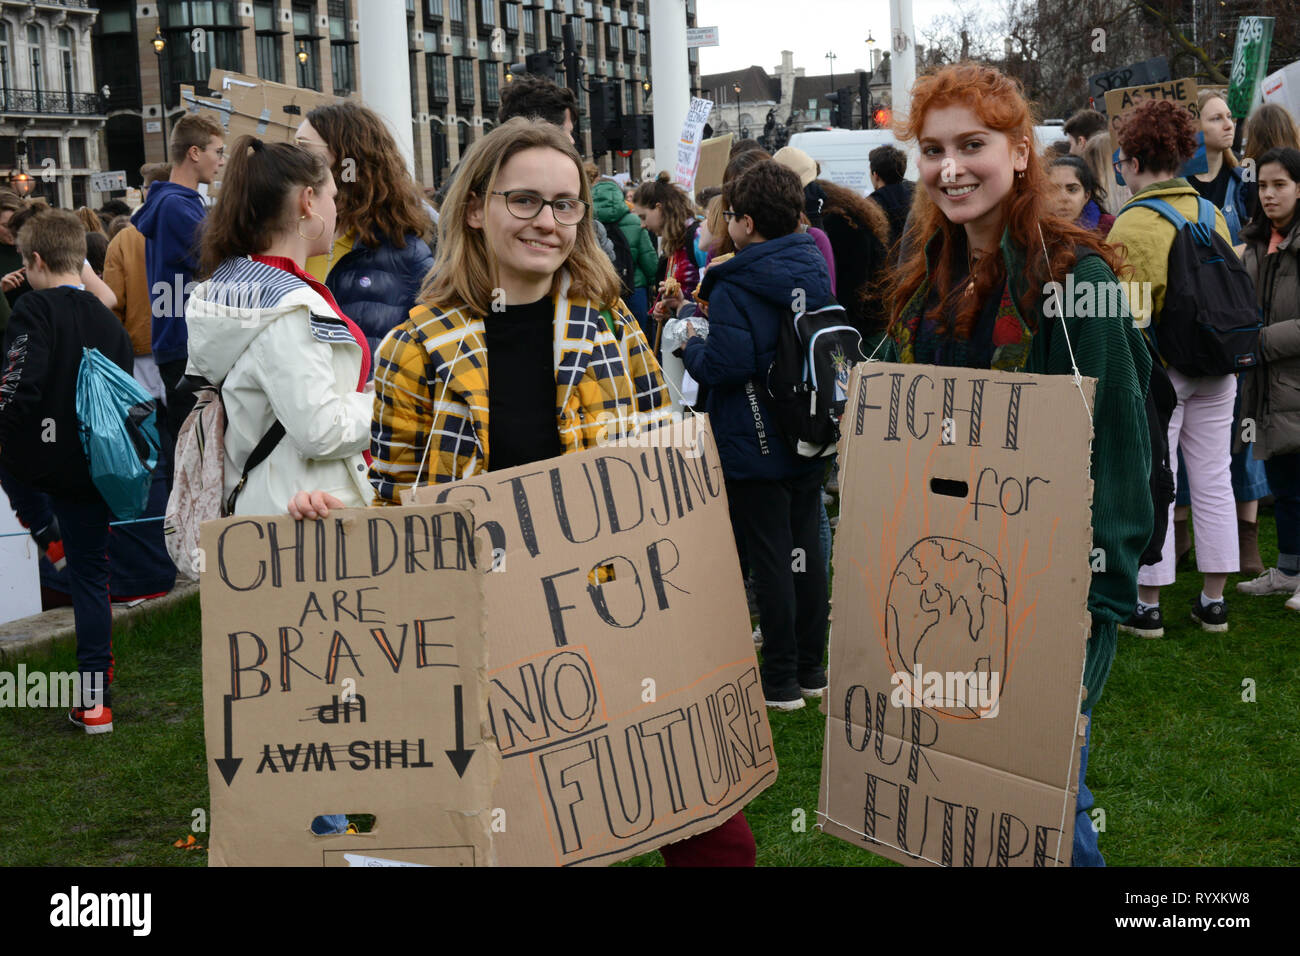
[683,231,832,482]
[134,180,206,363]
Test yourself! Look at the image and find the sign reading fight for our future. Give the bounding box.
[406,414,775,866]
[818,363,1096,867]
[199,502,497,866]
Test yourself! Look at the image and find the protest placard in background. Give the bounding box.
[1088,56,1170,107]
[818,364,1096,866]
[693,133,734,194]
[1263,59,1300,118]
[1227,16,1275,118]
[406,415,776,866]
[674,97,715,191]
[1105,78,1199,154]
[200,503,496,866]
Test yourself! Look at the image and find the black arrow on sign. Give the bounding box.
[445,684,475,778]
[215,694,243,786]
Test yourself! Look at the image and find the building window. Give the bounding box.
[27,26,43,94]
[329,0,355,94]
[161,1,243,104]
[254,1,283,83]
[585,21,594,49]
[293,3,320,90]
[524,9,536,48]
[427,53,448,102]
[624,79,635,113]
[605,23,619,51]
[454,57,474,105]
[480,59,499,107]
[503,2,519,33]
[0,24,11,106]
[450,0,466,37]
[73,175,89,209]
[58,28,77,93]
[427,0,444,18]
[69,137,88,167]
[457,119,470,159]
[432,122,449,185]
[547,13,564,42]
[409,51,420,114]
[27,137,59,167]
[479,0,496,28]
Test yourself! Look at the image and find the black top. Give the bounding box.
[1190,161,1232,210]
[0,286,133,497]
[485,294,563,471]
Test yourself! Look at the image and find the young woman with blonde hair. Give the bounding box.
[290,116,757,866]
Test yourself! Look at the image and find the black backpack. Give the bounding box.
[605,224,638,297]
[765,302,865,457]
[1128,197,1261,376]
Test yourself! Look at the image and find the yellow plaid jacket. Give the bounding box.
[370,274,672,503]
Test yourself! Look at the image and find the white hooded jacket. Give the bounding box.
[185,256,373,515]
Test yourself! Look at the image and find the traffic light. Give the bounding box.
[507,51,560,84]
[589,80,623,156]
[620,114,653,151]
[825,87,854,129]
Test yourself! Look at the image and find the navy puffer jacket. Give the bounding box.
[682,232,831,482]
[325,233,435,355]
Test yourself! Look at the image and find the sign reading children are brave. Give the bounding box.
[199,502,497,866]
[818,364,1096,866]
[406,415,776,866]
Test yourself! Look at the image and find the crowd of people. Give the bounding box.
[1,61,1297,868]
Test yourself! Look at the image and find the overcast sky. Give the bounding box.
[695,0,957,77]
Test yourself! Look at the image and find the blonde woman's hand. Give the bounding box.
[288,490,345,520]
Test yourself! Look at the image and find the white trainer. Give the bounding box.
[1236,568,1300,596]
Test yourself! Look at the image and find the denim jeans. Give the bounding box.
[1263,452,1300,573]
[1073,708,1104,867]
[49,492,115,708]
[311,814,348,834]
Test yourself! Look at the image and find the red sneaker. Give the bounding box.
[68,705,113,735]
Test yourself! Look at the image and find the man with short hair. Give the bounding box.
[498,73,579,141]
[867,144,914,247]
[135,113,225,469]
[1064,108,1108,155]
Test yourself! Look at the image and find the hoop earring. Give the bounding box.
[297,212,326,242]
[1016,169,1025,180]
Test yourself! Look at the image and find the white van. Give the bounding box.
[786,129,918,196]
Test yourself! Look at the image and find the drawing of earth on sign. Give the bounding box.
[885,536,1008,719]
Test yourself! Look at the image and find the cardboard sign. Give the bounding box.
[693,133,733,194]
[1105,79,1199,154]
[674,97,715,191]
[1088,57,1170,106]
[405,415,776,866]
[199,503,497,866]
[1228,16,1275,118]
[180,69,343,146]
[818,363,1096,866]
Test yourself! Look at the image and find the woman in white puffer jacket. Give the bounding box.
[185,136,373,516]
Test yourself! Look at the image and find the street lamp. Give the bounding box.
[732,81,741,133]
[152,28,169,156]
[297,43,309,65]
[825,51,837,88]
[12,140,33,197]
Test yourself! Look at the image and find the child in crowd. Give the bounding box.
[0,210,135,734]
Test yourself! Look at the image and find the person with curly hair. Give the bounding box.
[883,63,1153,866]
[297,103,435,355]
[1108,97,1240,637]
[1048,155,1114,236]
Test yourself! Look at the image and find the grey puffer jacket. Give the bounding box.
[1239,213,1300,459]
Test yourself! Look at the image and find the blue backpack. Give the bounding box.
[76,348,161,519]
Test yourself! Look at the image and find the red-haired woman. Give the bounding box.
[884,64,1153,866]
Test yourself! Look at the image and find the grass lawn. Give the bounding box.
[1,509,1296,867]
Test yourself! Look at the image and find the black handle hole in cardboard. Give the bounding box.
[588,563,617,586]
[929,477,969,499]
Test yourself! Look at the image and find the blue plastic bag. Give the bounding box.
[76,348,161,520]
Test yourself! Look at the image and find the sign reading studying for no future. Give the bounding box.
[199,502,496,866]
[407,415,776,866]
[819,363,1096,867]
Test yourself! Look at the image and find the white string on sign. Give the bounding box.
[1037,222,1093,426]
